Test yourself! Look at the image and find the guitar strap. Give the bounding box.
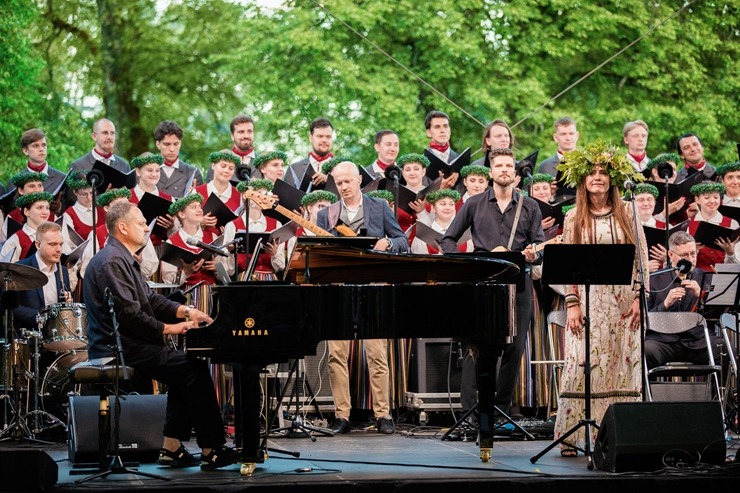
[506,191,525,251]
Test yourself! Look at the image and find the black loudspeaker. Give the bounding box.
[409,338,461,393]
[593,401,726,472]
[67,394,167,464]
[0,448,57,491]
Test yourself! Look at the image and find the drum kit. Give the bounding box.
[0,262,89,443]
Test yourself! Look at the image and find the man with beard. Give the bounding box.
[155,120,204,198]
[206,114,257,182]
[68,119,131,207]
[675,132,717,182]
[285,117,334,191]
[440,147,544,434]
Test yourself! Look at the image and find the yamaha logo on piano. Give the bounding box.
[229,317,270,337]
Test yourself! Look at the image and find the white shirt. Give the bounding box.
[722,195,740,207]
[160,159,180,179]
[0,223,37,263]
[207,181,234,204]
[428,147,451,163]
[36,254,61,306]
[694,211,740,229]
[91,148,113,165]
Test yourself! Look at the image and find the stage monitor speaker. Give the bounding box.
[593,401,726,472]
[0,448,57,491]
[67,393,167,464]
[409,338,461,394]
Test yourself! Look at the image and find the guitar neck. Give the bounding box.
[273,204,331,236]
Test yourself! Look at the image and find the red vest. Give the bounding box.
[168,230,219,286]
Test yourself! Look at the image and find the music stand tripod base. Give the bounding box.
[530,244,635,469]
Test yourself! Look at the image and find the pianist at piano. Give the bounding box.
[84,201,240,471]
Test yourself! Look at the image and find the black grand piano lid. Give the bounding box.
[285,241,520,285]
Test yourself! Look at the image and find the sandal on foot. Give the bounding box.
[560,448,578,457]
[201,445,240,471]
[156,445,200,468]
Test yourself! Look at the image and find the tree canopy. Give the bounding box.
[0,0,737,180]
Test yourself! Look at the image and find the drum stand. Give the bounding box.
[0,294,47,444]
[21,329,66,439]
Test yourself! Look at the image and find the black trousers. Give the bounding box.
[135,349,226,449]
[460,275,533,417]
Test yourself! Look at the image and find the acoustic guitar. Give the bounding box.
[242,190,356,237]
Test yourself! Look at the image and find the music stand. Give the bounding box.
[704,263,740,423]
[530,244,635,469]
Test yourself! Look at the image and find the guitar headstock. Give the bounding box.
[243,190,277,210]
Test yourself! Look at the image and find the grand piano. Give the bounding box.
[185,240,519,474]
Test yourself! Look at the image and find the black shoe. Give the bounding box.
[200,445,240,471]
[156,445,200,468]
[330,418,351,434]
[376,417,395,435]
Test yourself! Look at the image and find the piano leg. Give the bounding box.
[476,343,504,462]
[232,363,268,474]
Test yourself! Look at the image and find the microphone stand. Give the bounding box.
[76,289,166,483]
[626,186,650,400]
[390,174,399,219]
[658,166,673,267]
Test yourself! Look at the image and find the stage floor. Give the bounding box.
[3,417,740,493]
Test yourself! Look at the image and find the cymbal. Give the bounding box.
[0,262,48,291]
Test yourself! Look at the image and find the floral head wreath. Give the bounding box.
[634,183,659,198]
[366,190,394,204]
[690,182,725,197]
[15,191,53,209]
[168,192,203,216]
[321,156,354,175]
[11,171,47,188]
[208,150,241,167]
[459,164,490,179]
[131,153,164,169]
[524,173,554,187]
[66,170,90,191]
[646,153,681,172]
[253,151,288,170]
[301,190,337,206]
[557,141,644,190]
[97,188,132,207]
[243,178,274,192]
[397,153,430,169]
[426,189,461,204]
[716,161,740,176]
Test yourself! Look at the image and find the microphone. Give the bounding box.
[456,342,464,369]
[516,160,534,179]
[384,164,401,183]
[623,179,636,191]
[650,258,692,276]
[104,287,114,308]
[185,237,230,257]
[86,168,104,188]
[236,164,252,181]
[657,161,674,180]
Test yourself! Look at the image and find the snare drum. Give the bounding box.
[39,303,87,352]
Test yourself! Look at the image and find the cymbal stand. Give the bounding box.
[22,328,65,440]
[0,288,40,443]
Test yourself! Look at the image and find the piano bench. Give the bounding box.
[68,358,136,385]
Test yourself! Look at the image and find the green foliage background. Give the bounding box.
[0,0,737,183]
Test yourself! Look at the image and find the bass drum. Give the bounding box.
[40,350,89,426]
